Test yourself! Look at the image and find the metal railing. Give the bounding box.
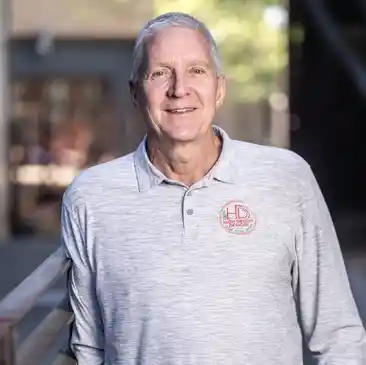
[0,248,76,365]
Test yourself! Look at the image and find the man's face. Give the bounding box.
[132,26,226,143]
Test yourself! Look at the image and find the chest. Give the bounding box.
[93,183,298,307]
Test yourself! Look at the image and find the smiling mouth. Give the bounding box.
[165,107,197,114]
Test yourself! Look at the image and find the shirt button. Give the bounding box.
[186,208,194,215]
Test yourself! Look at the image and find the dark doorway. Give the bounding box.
[289,0,366,251]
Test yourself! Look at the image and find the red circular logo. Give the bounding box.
[219,201,256,235]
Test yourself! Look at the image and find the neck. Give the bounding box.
[147,129,222,186]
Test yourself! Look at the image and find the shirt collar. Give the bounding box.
[133,125,237,192]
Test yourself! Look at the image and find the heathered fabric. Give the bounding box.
[61,127,366,365]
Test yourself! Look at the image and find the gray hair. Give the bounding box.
[129,12,222,83]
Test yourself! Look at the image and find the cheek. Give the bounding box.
[145,88,167,111]
[193,79,219,103]
[200,89,219,110]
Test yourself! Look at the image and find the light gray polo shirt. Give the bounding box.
[61,127,366,365]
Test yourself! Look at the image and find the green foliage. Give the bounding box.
[154,0,287,102]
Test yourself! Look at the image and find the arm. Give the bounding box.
[61,198,104,365]
[295,163,366,364]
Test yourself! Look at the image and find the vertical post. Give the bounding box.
[0,324,16,365]
[0,0,10,242]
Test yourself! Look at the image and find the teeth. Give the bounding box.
[170,108,194,113]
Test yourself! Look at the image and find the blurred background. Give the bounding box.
[0,0,365,363]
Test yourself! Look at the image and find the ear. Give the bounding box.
[215,75,226,109]
[129,80,139,108]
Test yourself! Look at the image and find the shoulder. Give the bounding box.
[230,139,310,170]
[229,139,313,189]
[62,152,137,210]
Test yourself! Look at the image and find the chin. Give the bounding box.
[160,119,211,142]
[163,127,203,143]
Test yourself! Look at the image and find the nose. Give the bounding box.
[167,71,189,98]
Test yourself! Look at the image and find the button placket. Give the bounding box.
[181,189,196,235]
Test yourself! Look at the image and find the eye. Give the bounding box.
[150,69,169,79]
[190,67,206,75]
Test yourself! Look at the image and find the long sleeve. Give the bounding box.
[295,163,366,364]
[61,199,104,365]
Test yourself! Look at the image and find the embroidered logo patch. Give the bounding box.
[219,200,256,235]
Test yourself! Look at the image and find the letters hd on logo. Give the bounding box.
[219,200,256,235]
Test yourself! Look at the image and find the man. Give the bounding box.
[61,12,366,365]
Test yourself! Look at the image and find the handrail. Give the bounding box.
[17,297,73,365]
[0,248,76,365]
[0,248,70,324]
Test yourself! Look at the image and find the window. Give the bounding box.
[9,77,119,235]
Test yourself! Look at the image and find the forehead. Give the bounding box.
[147,26,212,65]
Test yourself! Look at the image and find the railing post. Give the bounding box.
[0,324,16,365]
[0,250,72,363]
[0,0,11,242]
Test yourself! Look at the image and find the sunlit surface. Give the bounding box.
[263,5,288,30]
[13,165,79,187]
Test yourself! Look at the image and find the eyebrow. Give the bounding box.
[187,60,211,68]
[149,60,213,69]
